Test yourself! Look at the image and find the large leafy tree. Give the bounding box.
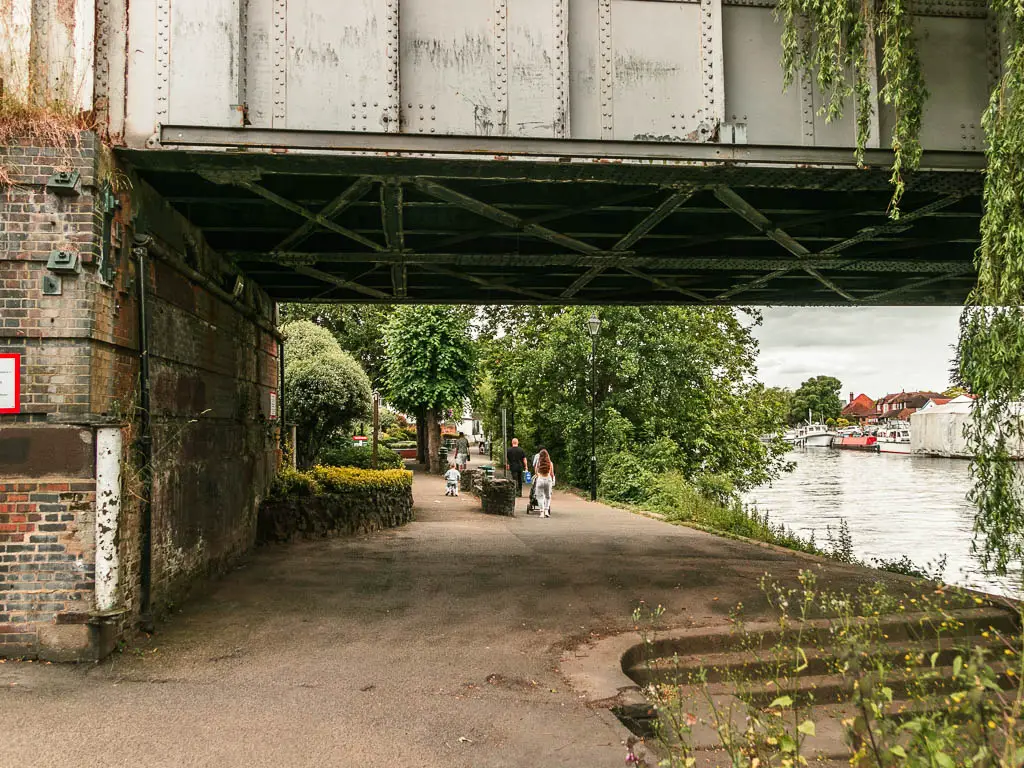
[788,376,843,426]
[280,304,394,387]
[479,306,790,493]
[281,320,373,467]
[383,306,478,472]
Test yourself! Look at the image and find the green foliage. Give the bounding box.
[269,466,322,498]
[384,306,478,414]
[789,375,843,425]
[647,472,824,556]
[478,306,791,494]
[775,0,925,210]
[638,571,1024,768]
[282,322,373,467]
[318,443,404,470]
[270,465,411,499]
[870,553,948,581]
[280,320,341,363]
[281,305,395,387]
[308,465,412,492]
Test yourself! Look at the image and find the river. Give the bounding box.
[745,448,1021,597]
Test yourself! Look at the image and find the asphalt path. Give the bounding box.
[2,468,890,767]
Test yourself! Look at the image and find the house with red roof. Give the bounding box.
[840,392,877,425]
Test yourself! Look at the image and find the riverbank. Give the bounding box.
[2,469,926,767]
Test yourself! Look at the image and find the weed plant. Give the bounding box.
[633,570,1024,767]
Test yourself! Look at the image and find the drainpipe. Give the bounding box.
[278,335,286,455]
[133,241,154,631]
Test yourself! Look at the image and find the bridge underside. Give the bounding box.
[122,129,985,306]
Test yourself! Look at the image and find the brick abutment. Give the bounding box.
[0,133,281,660]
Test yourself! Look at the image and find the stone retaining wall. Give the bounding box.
[256,487,414,544]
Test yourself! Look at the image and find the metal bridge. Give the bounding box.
[25,0,1001,303]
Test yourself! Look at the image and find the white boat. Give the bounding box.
[796,423,837,448]
[876,422,912,454]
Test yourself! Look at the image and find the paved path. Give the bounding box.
[3,470,890,767]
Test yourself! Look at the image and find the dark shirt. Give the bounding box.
[506,446,527,472]
[456,437,470,454]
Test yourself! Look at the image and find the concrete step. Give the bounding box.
[629,632,1014,686]
[625,607,1018,670]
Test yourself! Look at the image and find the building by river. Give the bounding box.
[911,396,1024,459]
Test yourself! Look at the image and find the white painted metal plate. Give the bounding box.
[610,0,704,141]
[908,16,989,151]
[568,0,601,139]
[284,0,392,131]
[400,0,499,135]
[508,0,559,137]
[722,6,801,145]
[168,0,243,126]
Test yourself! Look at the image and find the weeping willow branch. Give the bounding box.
[778,0,1024,575]
[775,0,925,213]
[958,8,1024,576]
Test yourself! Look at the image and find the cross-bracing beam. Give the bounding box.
[561,186,696,298]
[413,178,602,255]
[417,264,557,302]
[711,188,964,301]
[235,179,384,252]
[274,177,374,251]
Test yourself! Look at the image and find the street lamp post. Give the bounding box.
[586,312,601,501]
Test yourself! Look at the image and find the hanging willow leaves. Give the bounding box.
[958,2,1024,575]
[774,0,925,212]
[777,0,1024,573]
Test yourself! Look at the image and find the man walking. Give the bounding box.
[506,438,528,497]
[456,432,470,471]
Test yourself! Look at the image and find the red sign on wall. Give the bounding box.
[0,354,20,414]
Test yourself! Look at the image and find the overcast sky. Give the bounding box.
[750,307,962,399]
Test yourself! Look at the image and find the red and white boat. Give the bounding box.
[835,434,879,452]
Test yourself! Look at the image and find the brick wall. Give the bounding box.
[0,133,280,660]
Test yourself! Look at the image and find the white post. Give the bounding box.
[95,427,123,612]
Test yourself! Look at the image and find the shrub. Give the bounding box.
[319,444,403,470]
[269,466,322,499]
[269,466,411,499]
[599,451,658,505]
[309,465,412,493]
[285,352,372,467]
[386,440,417,449]
[280,320,341,362]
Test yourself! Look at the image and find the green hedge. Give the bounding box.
[319,444,404,469]
[269,465,412,499]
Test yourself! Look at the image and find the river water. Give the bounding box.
[745,448,1021,597]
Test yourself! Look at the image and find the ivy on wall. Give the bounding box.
[775,0,1024,574]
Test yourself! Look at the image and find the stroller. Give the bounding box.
[525,467,550,515]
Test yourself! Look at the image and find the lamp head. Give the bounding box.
[586,312,601,338]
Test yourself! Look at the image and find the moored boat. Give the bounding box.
[796,423,837,448]
[876,422,912,454]
[835,434,879,452]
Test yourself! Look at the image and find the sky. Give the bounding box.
[750,306,963,399]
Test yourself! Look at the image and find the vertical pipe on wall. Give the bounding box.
[133,243,154,629]
[95,426,123,612]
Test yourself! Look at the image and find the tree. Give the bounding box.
[789,376,843,425]
[383,306,478,473]
[280,304,395,387]
[281,320,373,468]
[477,306,791,494]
